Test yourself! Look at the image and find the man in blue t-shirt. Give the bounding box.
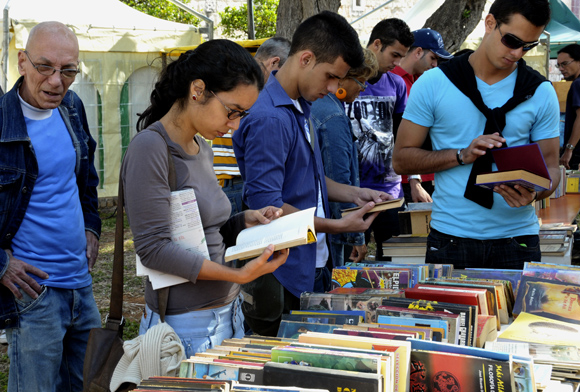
[393,0,560,270]
[345,18,417,260]
[0,22,101,391]
[556,44,580,170]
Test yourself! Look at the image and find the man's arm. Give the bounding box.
[560,107,580,169]
[393,119,505,175]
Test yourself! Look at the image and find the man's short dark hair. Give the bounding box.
[289,10,364,69]
[558,44,580,61]
[368,18,414,50]
[489,0,551,28]
[255,37,292,66]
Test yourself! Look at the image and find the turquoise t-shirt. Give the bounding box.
[12,99,91,289]
[403,66,559,239]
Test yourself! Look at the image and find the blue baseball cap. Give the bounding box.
[412,28,453,60]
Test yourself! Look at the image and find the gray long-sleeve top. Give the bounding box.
[122,122,243,314]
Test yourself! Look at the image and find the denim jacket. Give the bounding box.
[311,94,365,247]
[0,77,101,329]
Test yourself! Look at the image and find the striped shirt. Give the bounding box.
[212,130,240,180]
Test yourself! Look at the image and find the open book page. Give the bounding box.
[224,207,316,262]
[136,188,210,289]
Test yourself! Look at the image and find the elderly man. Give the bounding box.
[0,21,101,391]
[212,37,291,216]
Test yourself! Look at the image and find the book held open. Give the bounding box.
[224,207,317,262]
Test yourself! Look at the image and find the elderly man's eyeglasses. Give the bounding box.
[497,25,539,52]
[351,78,367,90]
[556,60,577,69]
[210,91,249,120]
[23,51,80,78]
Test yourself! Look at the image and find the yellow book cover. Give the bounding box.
[498,312,580,347]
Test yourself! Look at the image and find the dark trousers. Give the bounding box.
[425,227,541,270]
[365,207,405,261]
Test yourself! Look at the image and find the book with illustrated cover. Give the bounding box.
[330,266,412,291]
[475,143,551,192]
[180,358,264,384]
[380,298,474,346]
[341,197,404,217]
[512,275,580,324]
[332,327,415,342]
[498,312,580,348]
[409,350,513,392]
[456,269,522,300]
[224,208,316,262]
[376,305,461,345]
[276,321,341,339]
[412,284,491,317]
[377,314,447,342]
[522,262,580,285]
[297,332,411,392]
[344,323,432,340]
[281,313,360,326]
[299,291,404,324]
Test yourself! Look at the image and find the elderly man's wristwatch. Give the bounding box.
[566,143,575,150]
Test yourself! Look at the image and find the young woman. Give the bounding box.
[310,48,379,266]
[122,39,288,357]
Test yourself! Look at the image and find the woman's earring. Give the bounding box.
[192,95,197,101]
[335,88,347,100]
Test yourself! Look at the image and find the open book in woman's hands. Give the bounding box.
[224,207,317,262]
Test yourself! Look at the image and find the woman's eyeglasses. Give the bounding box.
[497,25,539,52]
[351,78,367,90]
[210,91,249,120]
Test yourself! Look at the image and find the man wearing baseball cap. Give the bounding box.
[391,28,452,203]
[392,28,453,93]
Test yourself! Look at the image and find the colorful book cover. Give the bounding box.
[404,287,481,313]
[409,350,513,392]
[299,291,404,324]
[458,268,522,296]
[376,305,461,345]
[276,320,340,339]
[512,275,580,324]
[377,314,447,342]
[381,297,475,347]
[498,312,580,348]
[281,313,360,326]
[332,328,414,341]
[331,267,411,290]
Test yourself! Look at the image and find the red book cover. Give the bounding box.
[404,287,480,313]
[410,350,513,392]
[492,143,550,180]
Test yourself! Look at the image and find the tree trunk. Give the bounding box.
[423,0,487,53]
[275,0,341,39]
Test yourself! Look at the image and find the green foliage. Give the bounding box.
[219,0,278,39]
[120,0,200,26]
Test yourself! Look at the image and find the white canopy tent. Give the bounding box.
[1,0,201,197]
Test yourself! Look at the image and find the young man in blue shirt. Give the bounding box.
[393,0,560,270]
[233,11,389,336]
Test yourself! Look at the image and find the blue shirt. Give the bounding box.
[311,93,365,247]
[12,103,90,289]
[403,67,559,239]
[233,72,331,297]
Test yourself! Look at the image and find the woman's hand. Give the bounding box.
[244,206,283,228]
[236,245,289,284]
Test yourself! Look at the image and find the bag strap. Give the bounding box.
[106,172,125,332]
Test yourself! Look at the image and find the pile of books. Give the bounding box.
[539,224,575,262]
[495,262,580,389]
[381,235,427,262]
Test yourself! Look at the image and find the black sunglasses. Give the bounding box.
[497,25,539,51]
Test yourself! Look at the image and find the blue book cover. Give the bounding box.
[377,315,448,340]
[407,338,531,362]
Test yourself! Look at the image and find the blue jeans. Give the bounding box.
[330,242,355,267]
[6,284,101,392]
[221,177,244,216]
[425,228,541,270]
[140,293,245,358]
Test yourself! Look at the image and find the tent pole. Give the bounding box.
[164,0,214,40]
[2,0,12,93]
[247,0,255,40]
